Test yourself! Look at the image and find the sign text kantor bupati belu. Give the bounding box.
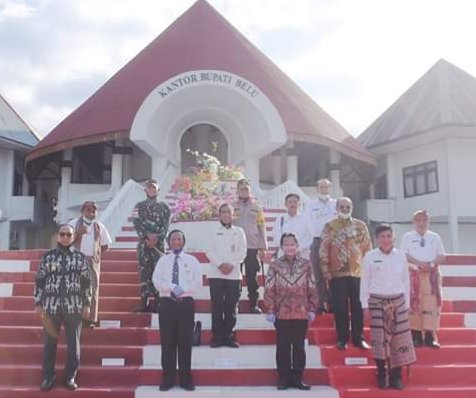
[156,70,260,99]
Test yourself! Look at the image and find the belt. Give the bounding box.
[162,296,194,303]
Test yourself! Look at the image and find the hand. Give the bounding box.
[307,311,316,323]
[324,272,332,282]
[419,263,432,272]
[82,306,90,319]
[35,305,45,318]
[78,226,88,235]
[258,249,266,262]
[146,233,159,247]
[218,263,234,275]
[265,313,276,324]
[173,285,184,297]
[262,251,274,264]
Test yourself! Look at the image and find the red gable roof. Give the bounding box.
[27,0,374,165]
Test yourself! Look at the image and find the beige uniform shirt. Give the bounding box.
[233,199,267,250]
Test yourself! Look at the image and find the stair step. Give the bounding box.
[329,364,476,387]
[339,386,476,398]
[321,344,476,366]
[0,386,134,398]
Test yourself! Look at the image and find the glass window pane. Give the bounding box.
[416,172,426,194]
[427,169,438,192]
[404,175,415,197]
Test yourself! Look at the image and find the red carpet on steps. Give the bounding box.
[1,250,476,397]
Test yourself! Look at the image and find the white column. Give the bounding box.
[287,155,298,183]
[110,147,124,195]
[445,139,460,253]
[152,155,168,183]
[386,154,397,199]
[244,157,262,196]
[0,149,14,249]
[56,149,73,224]
[122,148,132,182]
[329,148,343,197]
[272,155,281,185]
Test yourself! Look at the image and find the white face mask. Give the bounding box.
[83,216,96,224]
[318,193,330,201]
[338,212,351,219]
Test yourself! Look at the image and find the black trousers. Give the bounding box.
[242,249,260,304]
[159,297,195,380]
[330,276,364,343]
[275,319,308,380]
[209,278,241,341]
[42,312,82,380]
[310,237,331,309]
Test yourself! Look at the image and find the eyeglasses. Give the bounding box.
[59,232,73,238]
[420,238,425,247]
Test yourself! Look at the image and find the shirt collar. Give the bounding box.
[378,246,396,255]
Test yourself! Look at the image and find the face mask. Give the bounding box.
[83,216,96,224]
[338,212,351,220]
[318,193,330,201]
[172,248,183,255]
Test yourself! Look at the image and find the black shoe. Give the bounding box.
[224,335,240,348]
[317,306,327,315]
[179,380,195,391]
[336,340,347,350]
[134,298,150,313]
[412,330,423,347]
[159,380,174,391]
[250,305,262,314]
[291,379,311,390]
[82,320,95,328]
[40,376,56,391]
[277,377,289,390]
[354,340,370,350]
[424,331,440,348]
[210,338,223,348]
[376,360,388,389]
[389,367,404,390]
[64,378,77,390]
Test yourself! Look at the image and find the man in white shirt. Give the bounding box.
[207,204,247,348]
[69,201,112,327]
[306,179,337,313]
[152,230,203,391]
[273,194,312,260]
[400,209,446,348]
[361,224,415,390]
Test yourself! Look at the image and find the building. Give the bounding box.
[24,0,375,248]
[0,94,41,250]
[359,59,476,254]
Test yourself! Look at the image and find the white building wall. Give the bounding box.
[391,139,448,221]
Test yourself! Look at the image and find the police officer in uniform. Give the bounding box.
[233,178,267,313]
[132,179,170,312]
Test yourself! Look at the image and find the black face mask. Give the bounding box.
[146,194,157,200]
[220,221,232,229]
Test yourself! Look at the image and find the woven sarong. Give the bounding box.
[409,269,442,332]
[369,294,416,368]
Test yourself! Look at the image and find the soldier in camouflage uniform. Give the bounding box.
[133,179,170,312]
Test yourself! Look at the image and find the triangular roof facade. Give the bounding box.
[358,58,476,148]
[0,94,39,150]
[27,0,373,164]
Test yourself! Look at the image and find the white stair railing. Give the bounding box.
[99,179,145,245]
[158,164,178,202]
[259,180,310,211]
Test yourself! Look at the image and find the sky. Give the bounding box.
[1,0,476,138]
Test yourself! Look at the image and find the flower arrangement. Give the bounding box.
[170,149,245,222]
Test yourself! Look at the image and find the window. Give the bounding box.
[403,161,438,198]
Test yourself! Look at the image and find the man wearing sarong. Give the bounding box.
[361,224,416,390]
[69,201,111,328]
[320,197,372,350]
[133,178,170,312]
[400,209,445,348]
